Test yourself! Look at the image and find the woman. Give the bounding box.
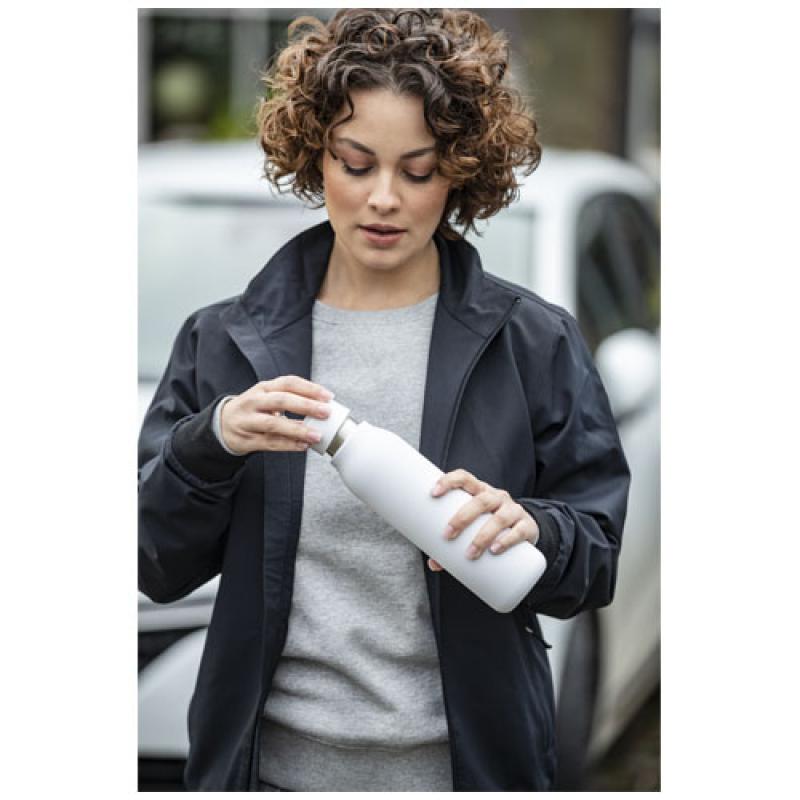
[138,8,630,792]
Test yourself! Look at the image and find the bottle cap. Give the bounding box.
[303,398,352,455]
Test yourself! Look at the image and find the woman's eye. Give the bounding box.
[404,171,435,184]
[342,162,372,177]
[338,157,435,184]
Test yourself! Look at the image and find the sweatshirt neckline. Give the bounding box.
[312,291,439,325]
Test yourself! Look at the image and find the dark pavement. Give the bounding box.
[588,687,661,791]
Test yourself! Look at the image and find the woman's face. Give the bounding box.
[321,89,452,277]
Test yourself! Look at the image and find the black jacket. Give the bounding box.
[138,221,630,791]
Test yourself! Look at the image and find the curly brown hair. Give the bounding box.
[257,8,541,239]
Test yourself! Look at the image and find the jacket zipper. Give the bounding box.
[434,295,521,791]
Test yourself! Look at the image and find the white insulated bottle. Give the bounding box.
[304,399,546,613]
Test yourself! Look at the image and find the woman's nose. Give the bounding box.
[367,171,401,214]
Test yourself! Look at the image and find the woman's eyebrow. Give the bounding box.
[335,136,436,159]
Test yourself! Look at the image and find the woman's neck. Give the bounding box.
[317,238,440,311]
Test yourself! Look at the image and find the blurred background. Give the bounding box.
[138,7,660,792]
[138,7,659,181]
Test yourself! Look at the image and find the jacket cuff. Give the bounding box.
[521,503,560,570]
[171,395,247,483]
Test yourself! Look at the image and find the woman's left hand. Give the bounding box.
[427,469,540,572]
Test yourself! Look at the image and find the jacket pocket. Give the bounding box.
[523,612,552,649]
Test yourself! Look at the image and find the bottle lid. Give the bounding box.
[303,398,352,455]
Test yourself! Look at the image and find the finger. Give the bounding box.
[442,488,507,542]
[427,558,444,572]
[262,376,335,401]
[431,469,485,497]
[247,414,321,445]
[265,436,313,452]
[254,390,333,420]
[464,501,521,560]
[488,513,541,555]
[231,432,312,454]
[487,519,532,556]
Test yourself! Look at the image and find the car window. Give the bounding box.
[610,195,660,331]
[576,193,660,352]
[138,195,325,380]
[466,210,536,288]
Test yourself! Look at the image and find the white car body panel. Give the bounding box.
[593,394,660,755]
[138,576,219,633]
[139,629,208,757]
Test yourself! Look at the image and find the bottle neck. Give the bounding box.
[327,416,358,457]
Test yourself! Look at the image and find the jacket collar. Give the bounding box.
[230,220,516,340]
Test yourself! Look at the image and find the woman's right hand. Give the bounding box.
[219,376,334,455]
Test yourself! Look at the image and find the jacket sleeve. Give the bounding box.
[516,312,631,619]
[138,314,247,604]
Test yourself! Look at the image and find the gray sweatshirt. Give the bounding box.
[255,292,453,792]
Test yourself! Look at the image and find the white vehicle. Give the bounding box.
[138,140,660,790]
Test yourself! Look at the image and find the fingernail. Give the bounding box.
[466,545,479,559]
[431,484,442,496]
[443,525,454,539]
[490,541,502,554]
[321,389,335,400]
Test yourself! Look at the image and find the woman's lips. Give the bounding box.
[359,225,406,247]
